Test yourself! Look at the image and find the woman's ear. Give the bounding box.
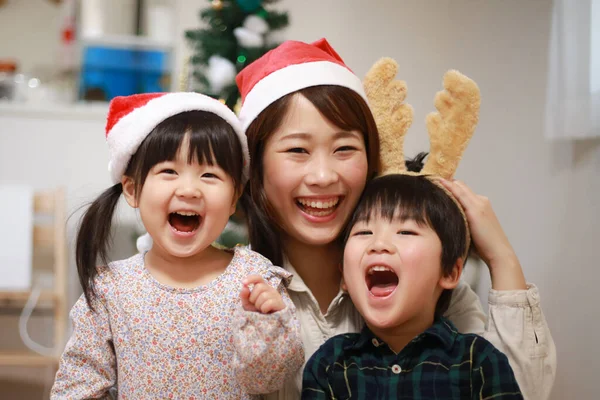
[439,258,464,290]
[121,176,138,208]
[230,185,244,216]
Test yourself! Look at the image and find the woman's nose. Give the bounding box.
[304,154,339,187]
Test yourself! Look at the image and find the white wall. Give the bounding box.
[1,0,598,398]
[0,0,61,73]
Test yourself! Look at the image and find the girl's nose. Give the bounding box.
[175,178,201,198]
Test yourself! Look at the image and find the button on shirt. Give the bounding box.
[302,318,524,400]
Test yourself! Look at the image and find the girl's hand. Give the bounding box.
[240,275,286,314]
[438,179,527,291]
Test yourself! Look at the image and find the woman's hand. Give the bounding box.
[240,274,286,313]
[438,179,527,291]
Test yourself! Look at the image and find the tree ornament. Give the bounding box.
[243,15,269,35]
[233,27,263,48]
[212,0,223,11]
[235,0,261,13]
[206,56,236,94]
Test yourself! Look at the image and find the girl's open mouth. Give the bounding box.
[366,266,399,297]
[168,211,200,233]
[296,197,341,217]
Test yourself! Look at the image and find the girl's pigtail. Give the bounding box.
[75,184,123,310]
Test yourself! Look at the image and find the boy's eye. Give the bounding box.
[398,230,417,235]
[286,147,308,154]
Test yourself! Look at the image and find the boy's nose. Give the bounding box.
[367,237,396,254]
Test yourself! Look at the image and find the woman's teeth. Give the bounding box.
[297,198,339,209]
[296,197,340,216]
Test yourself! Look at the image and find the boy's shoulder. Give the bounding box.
[430,318,510,366]
[307,331,363,368]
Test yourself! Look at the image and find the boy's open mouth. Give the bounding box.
[366,266,399,297]
[296,196,341,217]
[169,211,200,233]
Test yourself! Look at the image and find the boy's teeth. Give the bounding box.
[368,266,392,274]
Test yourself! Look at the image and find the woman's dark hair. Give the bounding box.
[241,85,381,267]
[76,110,244,309]
[342,153,467,317]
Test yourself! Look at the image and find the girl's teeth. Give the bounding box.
[175,211,198,216]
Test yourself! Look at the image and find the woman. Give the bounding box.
[237,38,556,400]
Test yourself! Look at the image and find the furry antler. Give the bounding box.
[363,58,414,175]
[422,70,480,179]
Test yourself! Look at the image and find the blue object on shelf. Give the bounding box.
[80,46,169,101]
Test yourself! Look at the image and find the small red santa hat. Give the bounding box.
[105,92,248,184]
[236,38,368,132]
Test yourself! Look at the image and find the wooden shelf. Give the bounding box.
[0,351,58,367]
[0,290,56,310]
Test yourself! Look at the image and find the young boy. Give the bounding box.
[301,169,523,399]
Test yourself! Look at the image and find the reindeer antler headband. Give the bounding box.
[363,58,481,257]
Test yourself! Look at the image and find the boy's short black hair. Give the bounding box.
[342,153,467,316]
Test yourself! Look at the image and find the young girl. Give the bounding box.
[235,39,556,399]
[51,92,304,399]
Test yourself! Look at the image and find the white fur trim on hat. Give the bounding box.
[107,92,249,184]
[238,61,368,132]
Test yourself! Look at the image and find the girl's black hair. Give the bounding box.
[342,152,467,316]
[76,110,244,309]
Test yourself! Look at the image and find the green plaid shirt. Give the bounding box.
[302,317,522,399]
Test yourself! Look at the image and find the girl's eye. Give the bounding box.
[202,172,219,179]
[353,230,372,236]
[160,169,177,175]
[286,147,308,154]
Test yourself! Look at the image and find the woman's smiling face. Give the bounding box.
[262,94,369,246]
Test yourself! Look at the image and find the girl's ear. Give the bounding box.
[122,176,138,208]
[439,258,463,290]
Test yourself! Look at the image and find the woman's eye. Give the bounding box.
[286,147,308,154]
[336,146,357,152]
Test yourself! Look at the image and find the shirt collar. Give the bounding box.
[354,317,458,352]
[282,257,310,292]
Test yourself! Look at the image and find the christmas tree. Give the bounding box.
[185,0,289,110]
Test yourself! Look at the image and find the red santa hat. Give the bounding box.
[236,38,368,132]
[105,92,248,184]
